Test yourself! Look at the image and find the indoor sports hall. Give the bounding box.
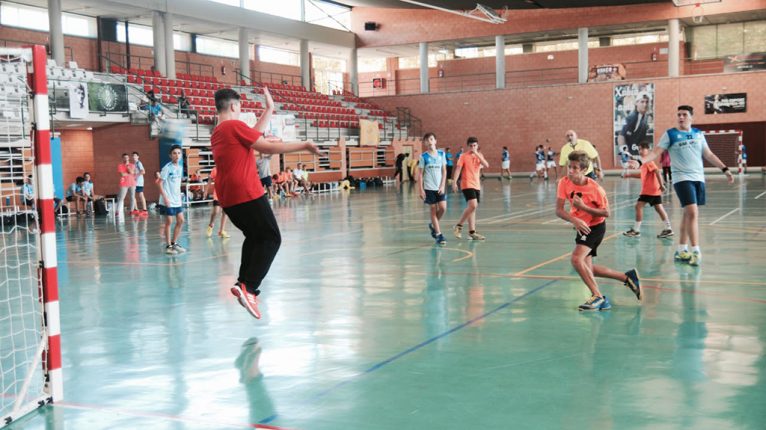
[1,1,765,429]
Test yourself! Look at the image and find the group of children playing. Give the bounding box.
[415,104,734,311]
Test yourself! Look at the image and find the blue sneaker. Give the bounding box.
[624,269,641,301]
[578,295,611,311]
[435,233,446,246]
[428,223,436,239]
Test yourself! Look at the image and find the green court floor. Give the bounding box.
[8,175,766,429]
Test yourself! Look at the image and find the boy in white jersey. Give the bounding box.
[418,132,447,246]
[630,105,733,266]
[157,145,186,255]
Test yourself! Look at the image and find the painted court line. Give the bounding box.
[283,279,558,419]
[755,191,766,200]
[709,208,740,225]
[513,232,619,276]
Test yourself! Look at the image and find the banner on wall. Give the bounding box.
[68,83,88,118]
[267,114,297,141]
[613,83,655,161]
[723,52,766,73]
[87,82,128,112]
[359,119,380,146]
[588,64,626,82]
[704,93,746,114]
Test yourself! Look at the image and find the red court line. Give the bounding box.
[55,401,296,430]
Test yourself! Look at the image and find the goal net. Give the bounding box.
[703,130,741,168]
[1,46,60,428]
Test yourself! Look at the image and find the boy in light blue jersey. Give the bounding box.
[157,145,186,255]
[132,152,148,216]
[418,132,447,246]
[65,176,86,214]
[631,105,733,266]
[22,175,34,207]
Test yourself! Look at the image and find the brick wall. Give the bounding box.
[92,124,159,202]
[351,0,765,48]
[59,130,94,186]
[369,71,766,173]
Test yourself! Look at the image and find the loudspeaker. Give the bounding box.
[364,22,378,31]
[99,18,118,42]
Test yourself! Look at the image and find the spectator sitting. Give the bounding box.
[293,163,312,194]
[177,91,196,119]
[65,176,87,215]
[22,175,34,207]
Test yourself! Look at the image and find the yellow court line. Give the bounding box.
[442,247,474,263]
[513,232,619,276]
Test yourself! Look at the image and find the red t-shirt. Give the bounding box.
[118,163,136,187]
[556,177,609,227]
[457,152,482,190]
[640,161,662,196]
[210,119,264,207]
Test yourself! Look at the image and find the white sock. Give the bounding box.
[633,221,641,231]
[664,220,672,229]
[691,246,701,254]
[678,244,688,253]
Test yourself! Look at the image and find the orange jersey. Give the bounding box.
[640,161,661,196]
[457,152,482,190]
[556,177,609,226]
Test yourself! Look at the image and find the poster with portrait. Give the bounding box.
[268,114,297,141]
[68,82,88,118]
[704,93,746,114]
[613,83,654,161]
[359,119,380,146]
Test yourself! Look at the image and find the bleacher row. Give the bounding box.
[110,66,399,132]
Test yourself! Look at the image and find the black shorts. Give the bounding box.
[424,190,446,205]
[637,194,662,206]
[135,186,144,193]
[66,196,75,202]
[574,221,606,257]
[462,188,480,203]
[674,181,706,207]
[212,200,220,207]
[261,176,272,188]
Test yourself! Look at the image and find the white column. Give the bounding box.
[300,39,310,90]
[419,41,429,94]
[152,11,166,76]
[668,18,680,77]
[578,27,589,84]
[495,35,505,89]
[164,13,176,79]
[349,46,358,95]
[47,0,65,65]
[239,28,250,82]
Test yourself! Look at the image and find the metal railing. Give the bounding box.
[0,38,74,64]
[102,52,215,78]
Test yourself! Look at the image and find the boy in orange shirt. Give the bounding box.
[451,136,489,240]
[622,142,673,239]
[556,151,641,311]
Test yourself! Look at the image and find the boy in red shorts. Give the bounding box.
[556,151,641,311]
[622,141,673,239]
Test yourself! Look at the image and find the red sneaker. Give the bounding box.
[131,210,140,216]
[230,283,261,319]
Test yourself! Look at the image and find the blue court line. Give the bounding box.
[257,278,558,424]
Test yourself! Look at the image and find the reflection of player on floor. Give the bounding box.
[556,151,641,311]
[418,133,447,246]
[452,137,488,241]
[630,105,734,267]
[206,167,229,238]
[622,142,673,239]
[211,87,320,319]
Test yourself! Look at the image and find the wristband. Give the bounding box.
[721,167,729,173]
[636,159,643,166]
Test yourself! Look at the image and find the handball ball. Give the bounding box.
[160,119,186,141]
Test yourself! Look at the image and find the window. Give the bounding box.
[692,25,717,59]
[0,2,97,37]
[398,55,437,69]
[534,39,599,53]
[612,32,669,46]
[196,36,239,58]
[717,23,743,57]
[744,21,766,53]
[305,0,351,31]
[258,46,300,66]
[358,57,387,73]
[174,33,192,52]
[208,0,240,5]
[116,23,154,47]
[243,0,301,20]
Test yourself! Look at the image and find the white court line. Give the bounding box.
[709,208,740,225]
[755,191,766,200]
